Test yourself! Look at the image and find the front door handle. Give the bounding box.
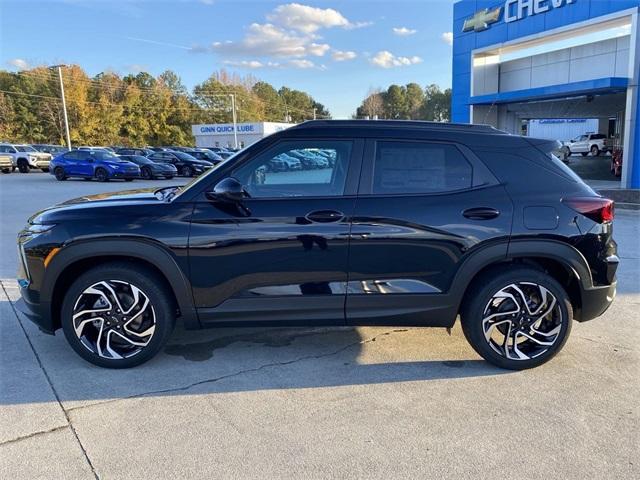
[462,207,500,220]
[305,210,345,223]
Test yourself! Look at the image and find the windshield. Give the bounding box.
[175,151,197,161]
[169,160,228,201]
[91,151,119,161]
[16,145,38,152]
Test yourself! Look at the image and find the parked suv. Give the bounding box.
[50,149,140,182]
[17,120,618,369]
[0,143,52,172]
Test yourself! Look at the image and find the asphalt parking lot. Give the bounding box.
[0,172,638,479]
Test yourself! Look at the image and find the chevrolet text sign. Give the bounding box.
[463,0,575,32]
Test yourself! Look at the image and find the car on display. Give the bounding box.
[16,120,618,370]
[115,147,155,157]
[561,133,611,157]
[0,152,13,173]
[0,143,52,173]
[185,148,225,165]
[32,144,68,156]
[148,150,213,177]
[50,149,140,182]
[267,153,302,172]
[118,154,177,180]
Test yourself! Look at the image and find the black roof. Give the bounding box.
[290,119,504,134]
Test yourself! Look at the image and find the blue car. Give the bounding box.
[50,150,140,182]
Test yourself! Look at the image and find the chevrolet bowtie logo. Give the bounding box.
[462,6,503,32]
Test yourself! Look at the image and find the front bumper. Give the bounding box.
[15,294,55,334]
[111,172,140,179]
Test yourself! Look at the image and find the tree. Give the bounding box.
[422,84,451,122]
[405,83,425,120]
[384,84,407,119]
[356,88,384,119]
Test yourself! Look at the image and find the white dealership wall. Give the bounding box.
[528,118,599,141]
[191,122,295,148]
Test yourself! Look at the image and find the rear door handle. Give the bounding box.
[305,210,345,223]
[462,207,500,220]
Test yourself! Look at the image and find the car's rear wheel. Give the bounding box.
[1,169,10,174]
[182,165,193,177]
[590,145,600,157]
[461,267,572,370]
[18,159,29,173]
[95,168,109,182]
[54,167,67,181]
[61,262,175,368]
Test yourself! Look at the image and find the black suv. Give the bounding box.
[16,121,618,369]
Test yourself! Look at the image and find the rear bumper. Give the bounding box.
[576,280,616,322]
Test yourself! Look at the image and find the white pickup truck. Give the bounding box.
[560,133,611,158]
[0,143,52,172]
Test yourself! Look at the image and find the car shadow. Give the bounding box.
[1,301,512,406]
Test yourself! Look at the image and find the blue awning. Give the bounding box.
[469,77,629,105]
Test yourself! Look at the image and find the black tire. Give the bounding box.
[590,145,600,157]
[11,166,16,172]
[54,167,67,181]
[460,266,572,370]
[182,165,193,177]
[17,159,29,173]
[95,168,109,182]
[1,169,10,174]
[141,166,153,180]
[60,261,175,368]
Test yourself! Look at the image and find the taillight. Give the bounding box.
[563,197,615,223]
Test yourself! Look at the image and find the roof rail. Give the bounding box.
[290,119,503,134]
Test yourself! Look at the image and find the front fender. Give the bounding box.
[42,238,199,330]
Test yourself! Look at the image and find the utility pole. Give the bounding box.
[49,65,71,150]
[229,93,238,149]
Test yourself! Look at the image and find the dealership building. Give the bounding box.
[191,122,294,149]
[452,0,640,188]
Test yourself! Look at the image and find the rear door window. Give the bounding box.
[371,141,473,195]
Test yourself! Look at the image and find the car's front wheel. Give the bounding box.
[590,145,600,157]
[95,168,109,182]
[141,166,153,180]
[61,262,175,368]
[461,267,572,370]
[18,159,29,173]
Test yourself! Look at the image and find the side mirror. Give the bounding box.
[206,177,248,203]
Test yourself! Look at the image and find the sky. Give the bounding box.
[0,0,456,118]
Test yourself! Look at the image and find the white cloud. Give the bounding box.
[332,50,357,61]
[370,51,422,68]
[288,59,316,69]
[7,58,29,70]
[441,31,453,46]
[206,23,329,58]
[393,26,417,36]
[266,3,368,33]
[223,58,321,70]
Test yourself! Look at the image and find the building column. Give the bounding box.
[622,8,640,189]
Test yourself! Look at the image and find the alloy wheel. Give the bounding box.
[71,280,156,359]
[482,282,563,361]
